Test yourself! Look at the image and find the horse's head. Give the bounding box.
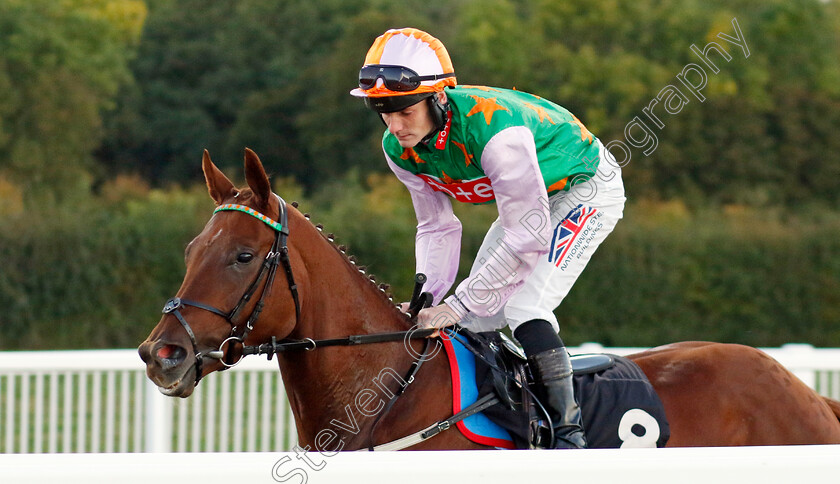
[139,149,300,397]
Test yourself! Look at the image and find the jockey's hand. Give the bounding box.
[416,303,459,338]
[398,301,411,314]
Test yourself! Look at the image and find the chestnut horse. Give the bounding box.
[139,149,840,450]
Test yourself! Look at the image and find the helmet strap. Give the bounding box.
[419,94,449,145]
[428,94,448,132]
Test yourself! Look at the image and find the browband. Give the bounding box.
[214,203,287,234]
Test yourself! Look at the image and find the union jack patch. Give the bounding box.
[548,204,599,266]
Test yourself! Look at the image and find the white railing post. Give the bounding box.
[143,380,172,452]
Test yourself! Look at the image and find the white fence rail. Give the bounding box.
[2,447,840,484]
[1,344,840,454]
[0,349,296,453]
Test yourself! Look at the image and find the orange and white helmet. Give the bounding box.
[351,28,457,113]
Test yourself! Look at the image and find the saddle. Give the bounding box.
[445,326,670,449]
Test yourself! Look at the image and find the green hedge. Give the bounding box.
[2,176,838,349]
[0,181,211,349]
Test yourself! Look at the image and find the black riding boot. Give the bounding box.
[528,347,588,449]
[514,319,587,449]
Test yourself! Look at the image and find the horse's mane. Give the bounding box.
[289,200,408,321]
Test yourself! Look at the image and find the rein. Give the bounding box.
[240,328,437,356]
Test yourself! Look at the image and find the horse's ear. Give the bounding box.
[243,148,271,208]
[202,150,236,205]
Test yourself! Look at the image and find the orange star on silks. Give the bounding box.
[440,170,460,184]
[570,115,593,143]
[400,147,424,164]
[547,177,568,192]
[524,102,556,125]
[466,96,509,125]
[451,140,475,167]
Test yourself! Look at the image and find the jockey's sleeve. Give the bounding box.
[444,126,551,318]
[385,152,462,304]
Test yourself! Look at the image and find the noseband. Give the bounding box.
[162,196,300,386]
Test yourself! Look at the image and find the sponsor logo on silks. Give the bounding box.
[548,204,599,266]
[435,110,453,150]
[416,173,495,203]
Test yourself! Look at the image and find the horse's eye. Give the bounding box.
[236,252,255,264]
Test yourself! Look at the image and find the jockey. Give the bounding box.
[351,28,626,449]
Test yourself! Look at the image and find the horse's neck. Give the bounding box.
[278,216,423,446]
[291,216,408,338]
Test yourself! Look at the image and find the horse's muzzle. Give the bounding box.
[138,339,197,397]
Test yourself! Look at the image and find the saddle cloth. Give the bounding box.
[440,329,671,449]
[441,333,518,449]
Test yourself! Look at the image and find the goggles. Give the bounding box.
[358,64,455,92]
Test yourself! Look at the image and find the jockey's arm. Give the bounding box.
[385,152,462,304]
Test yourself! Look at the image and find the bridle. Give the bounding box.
[161,195,300,385]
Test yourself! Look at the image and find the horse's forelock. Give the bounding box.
[224,187,276,215]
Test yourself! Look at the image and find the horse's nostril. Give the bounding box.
[157,344,187,368]
[157,344,175,359]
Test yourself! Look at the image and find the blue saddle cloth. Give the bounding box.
[441,335,517,448]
